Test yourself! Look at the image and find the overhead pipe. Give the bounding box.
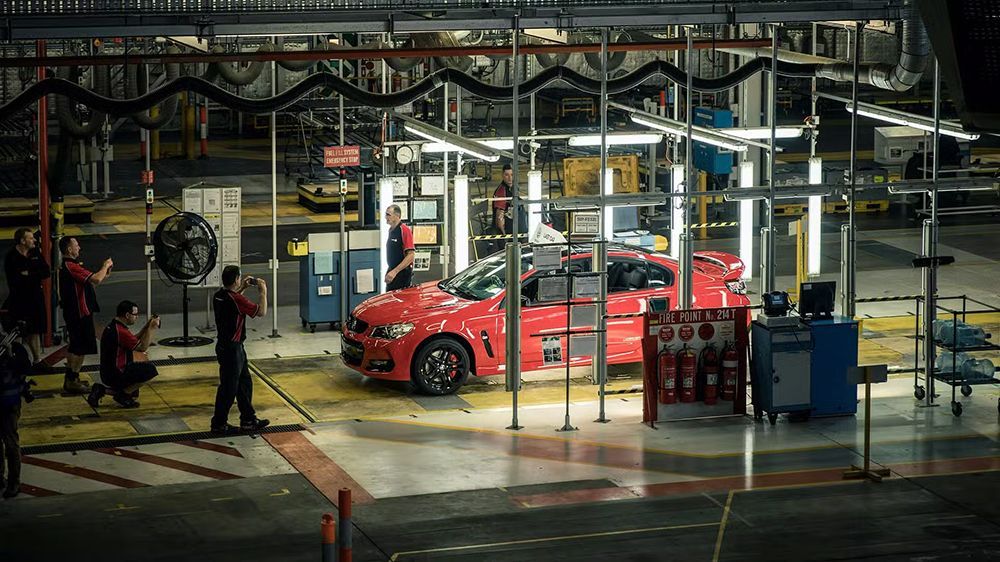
[815,0,928,91]
[213,41,274,86]
[584,31,627,72]
[54,63,108,138]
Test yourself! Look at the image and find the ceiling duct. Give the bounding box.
[213,41,274,86]
[815,0,929,91]
[126,45,181,130]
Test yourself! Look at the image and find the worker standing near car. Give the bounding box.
[492,163,514,236]
[58,236,112,394]
[384,204,415,291]
[211,265,269,435]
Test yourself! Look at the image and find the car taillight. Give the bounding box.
[725,280,747,295]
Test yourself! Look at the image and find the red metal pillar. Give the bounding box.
[37,40,52,348]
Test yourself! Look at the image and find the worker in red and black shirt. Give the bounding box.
[492,163,514,235]
[384,204,415,291]
[88,300,160,409]
[211,265,268,435]
[58,236,112,394]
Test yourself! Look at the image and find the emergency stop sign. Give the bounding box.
[323,145,361,168]
[658,325,675,342]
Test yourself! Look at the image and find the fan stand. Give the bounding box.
[160,284,214,347]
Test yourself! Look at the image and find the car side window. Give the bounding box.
[607,258,649,293]
[647,262,674,287]
[522,257,590,305]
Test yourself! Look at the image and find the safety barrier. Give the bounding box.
[687,221,738,229]
[321,514,336,562]
[320,488,353,562]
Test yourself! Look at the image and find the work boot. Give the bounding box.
[86,383,106,408]
[240,418,270,432]
[210,423,240,436]
[112,392,140,409]
[63,372,90,394]
[3,483,19,499]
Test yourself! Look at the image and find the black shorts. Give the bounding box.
[106,361,158,391]
[65,315,98,356]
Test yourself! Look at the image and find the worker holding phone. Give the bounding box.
[88,300,161,409]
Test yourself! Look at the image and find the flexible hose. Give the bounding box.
[277,41,330,72]
[583,32,627,72]
[2,58,817,119]
[213,42,274,86]
[127,46,180,129]
[54,64,107,138]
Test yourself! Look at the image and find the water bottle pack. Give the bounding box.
[961,358,997,382]
[936,350,972,374]
[933,319,993,348]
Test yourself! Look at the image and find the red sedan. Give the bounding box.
[342,244,749,395]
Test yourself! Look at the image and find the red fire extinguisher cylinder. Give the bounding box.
[701,345,720,405]
[677,346,697,403]
[658,348,677,404]
[721,342,738,401]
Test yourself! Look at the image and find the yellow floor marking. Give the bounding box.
[210,497,234,502]
[37,514,64,518]
[105,504,140,511]
[388,521,720,561]
[712,490,735,562]
[269,488,291,497]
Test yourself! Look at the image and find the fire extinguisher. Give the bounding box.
[700,344,720,405]
[721,342,739,401]
[677,345,697,403]
[657,347,677,404]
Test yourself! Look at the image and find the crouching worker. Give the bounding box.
[88,300,161,409]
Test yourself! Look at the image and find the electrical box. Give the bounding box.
[693,107,734,175]
[183,183,241,288]
[751,317,812,421]
[298,230,381,332]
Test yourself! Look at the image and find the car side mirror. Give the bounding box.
[521,295,531,307]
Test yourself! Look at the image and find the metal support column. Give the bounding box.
[270,54,279,337]
[505,13,523,430]
[680,27,694,309]
[339,34,348,331]
[595,27,610,423]
[765,26,778,294]
[37,40,53,347]
[760,227,772,297]
[923,58,942,405]
[843,21,864,318]
[443,82,450,278]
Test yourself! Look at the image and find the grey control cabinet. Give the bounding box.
[751,317,813,424]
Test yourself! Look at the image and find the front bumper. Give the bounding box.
[341,331,412,381]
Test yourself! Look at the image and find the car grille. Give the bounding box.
[346,315,368,334]
[341,336,364,367]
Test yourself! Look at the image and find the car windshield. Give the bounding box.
[439,251,533,301]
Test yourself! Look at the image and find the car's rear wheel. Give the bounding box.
[412,337,470,395]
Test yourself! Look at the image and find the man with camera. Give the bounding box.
[0,326,31,499]
[211,266,268,435]
[87,300,161,409]
[58,236,113,394]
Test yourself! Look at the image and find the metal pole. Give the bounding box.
[765,25,778,294]
[271,52,279,337]
[672,26,681,162]
[760,227,771,297]
[37,40,53,348]
[443,82,450,278]
[144,61,152,324]
[456,86,463,173]
[923,57,942,405]
[506,13,523,430]
[844,21,864,318]
[680,27,694,310]
[595,27,610,423]
[339,34,348,331]
[810,23,817,159]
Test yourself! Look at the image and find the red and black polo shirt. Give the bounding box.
[213,288,260,344]
[100,318,139,385]
[387,223,415,272]
[59,258,98,321]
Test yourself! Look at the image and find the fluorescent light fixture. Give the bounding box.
[670,164,685,259]
[378,178,394,294]
[629,114,750,153]
[398,114,502,162]
[807,157,822,276]
[722,126,804,140]
[527,170,542,241]
[567,132,665,147]
[454,175,470,274]
[845,103,981,141]
[421,139,515,152]
[603,168,614,240]
[738,161,754,280]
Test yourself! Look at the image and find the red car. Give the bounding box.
[342,244,749,395]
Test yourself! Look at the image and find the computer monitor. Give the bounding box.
[799,281,836,320]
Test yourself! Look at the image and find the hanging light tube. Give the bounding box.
[670,164,685,259]
[567,132,664,147]
[629,113,750,153]
[378,178,394,294]
[526,170,543,240]
[807,157,823,276]
[845,103,980,141]
[421,139,515,152]
[738,161,754,280]
[453,175,470,273]
[722,126,805,140]
[604,168,615,241]
[399,115,502,162]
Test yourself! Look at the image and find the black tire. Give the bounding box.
[952,401,963,417]
[914,386,926,401]
[412,337,471,396]
[767,412,778,426]
[961,384,973,397]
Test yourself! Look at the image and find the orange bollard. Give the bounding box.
[321,513,336,562]
[338,488,352,562]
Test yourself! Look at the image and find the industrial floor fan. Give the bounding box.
[153,212,218,347]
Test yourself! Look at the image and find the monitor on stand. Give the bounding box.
[799,281,836,320]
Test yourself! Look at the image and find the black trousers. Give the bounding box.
[387,267,412,291]
[104,362,159,393]
[211,343,256,428]
[0,403,20,488]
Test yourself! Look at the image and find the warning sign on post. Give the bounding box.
[572,212,600,235]
[323,145,361,168]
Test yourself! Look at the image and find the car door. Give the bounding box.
[516,257,592,371]
[605,257,674,363]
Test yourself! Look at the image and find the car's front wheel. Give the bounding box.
[412,337,471,395]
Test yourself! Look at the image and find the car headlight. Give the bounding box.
[370,323,415,340]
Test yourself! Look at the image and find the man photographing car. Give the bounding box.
[88,300,161,409]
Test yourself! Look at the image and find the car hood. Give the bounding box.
[352,281,485,326]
